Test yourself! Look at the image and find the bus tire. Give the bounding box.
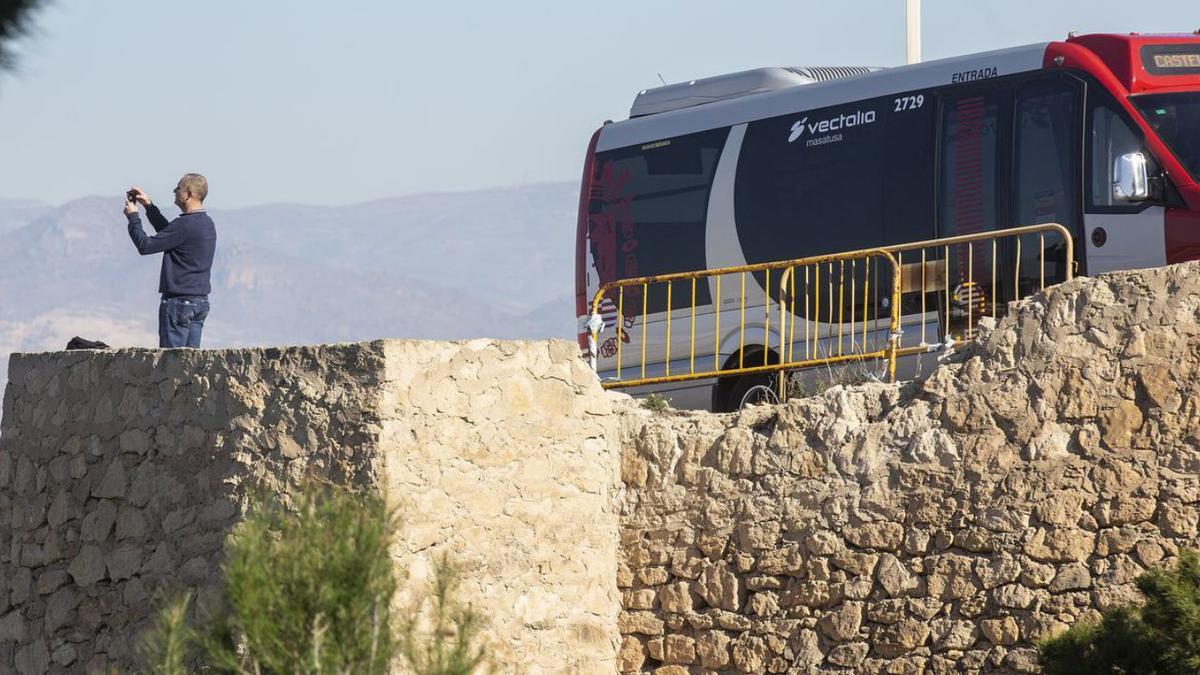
[724,373,779,411]
[713,347,781,412]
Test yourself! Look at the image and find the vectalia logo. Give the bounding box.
[787,117,808,143]
[788,109,876,143]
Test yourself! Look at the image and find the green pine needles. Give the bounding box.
[141,483,488,674]
[399,556,488,675]
[1039,549,1200,674]
[0,0,43,71]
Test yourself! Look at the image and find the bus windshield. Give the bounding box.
[1133,92,1200,182]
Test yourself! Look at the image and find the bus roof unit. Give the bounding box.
[630,66,877,118]
[600,43,1049,151]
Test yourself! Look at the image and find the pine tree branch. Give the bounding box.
[0,0,45,71]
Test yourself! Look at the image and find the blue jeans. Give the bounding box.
[159,296,209,348]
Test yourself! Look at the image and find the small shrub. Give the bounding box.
[786,360,881,399]
[787,373,830,400]
[1038,549,1200,674]
[399,555,489,675]
[142,482,489,674]
[641,393,671,412]
[210,484,399,673]
[140,592,192,675]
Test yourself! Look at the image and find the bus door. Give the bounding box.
[1084,91,1168,274]
[937,86,1007,339]
[1010,73,1083,295]
[937,73,1083,340]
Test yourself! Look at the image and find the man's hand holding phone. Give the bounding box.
[128,187,151,205]
[123,187,151,216]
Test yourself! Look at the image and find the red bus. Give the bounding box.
[577,33,1200,410]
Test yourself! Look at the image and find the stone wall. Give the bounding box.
[615,262,1200,673]
[4,262,1200,674]
[0,340,622,674]
[376,340,621,670]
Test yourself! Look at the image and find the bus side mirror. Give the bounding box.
[1113,152,1150,202]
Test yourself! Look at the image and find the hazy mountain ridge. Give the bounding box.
[0,198,51,233]
[0,183,579,409]
[211,182,577,314]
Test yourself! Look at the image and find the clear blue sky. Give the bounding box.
[0,0,1196,207]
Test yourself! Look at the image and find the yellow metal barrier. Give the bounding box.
[589,248,903,391]
[587,223,1074,399]
[882,223,1074,356]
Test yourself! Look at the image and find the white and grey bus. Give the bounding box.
[576,32,1200,410]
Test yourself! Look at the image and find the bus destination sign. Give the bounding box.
[1142,44,1200,76]
[1154,53,1200,68]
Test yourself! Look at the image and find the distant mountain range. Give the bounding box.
[0,183,579,409]
[0,199,51,233]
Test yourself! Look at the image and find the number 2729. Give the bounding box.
[893,94,925,111]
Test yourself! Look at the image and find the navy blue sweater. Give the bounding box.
[127,204,216,297]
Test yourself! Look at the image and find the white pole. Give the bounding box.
[906,0,921,64]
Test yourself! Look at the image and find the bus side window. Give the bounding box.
[1013,79,1080,294]
[587,128,729,314]
[938,92,1003,239]
[1089,104,1158,208]
[1014,83,1079,229]
[937,90,1004,337]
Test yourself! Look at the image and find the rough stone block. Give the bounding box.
[617,636,645,673]
[828,641,869,668]
[981,616,1020,646]
[620,611,665,636]
[105,546,143,582]
[746,591,779,617]
[1024,528,1095,563]
[818,601,862,642]
[0,609,26,641]
[118,429,152,456]
[867,599,907,625]
[1048,564,1092,593]
[91,460,127,499]
[658,581,692,614]
[697,563,739,612]
[80,500,117,543]
[873,619,930,658]
[14,639,48,675]
[43,587,79,633]
[877,553,916,597]
[844,521,904,551]
[66,545,106,586]
[663,634,695,665]
[695,630,730,668]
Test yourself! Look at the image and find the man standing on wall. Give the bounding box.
[123,174,216,348]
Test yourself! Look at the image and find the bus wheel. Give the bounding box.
[727,373,779,411]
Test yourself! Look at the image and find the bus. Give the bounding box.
[576,32,1200,411]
